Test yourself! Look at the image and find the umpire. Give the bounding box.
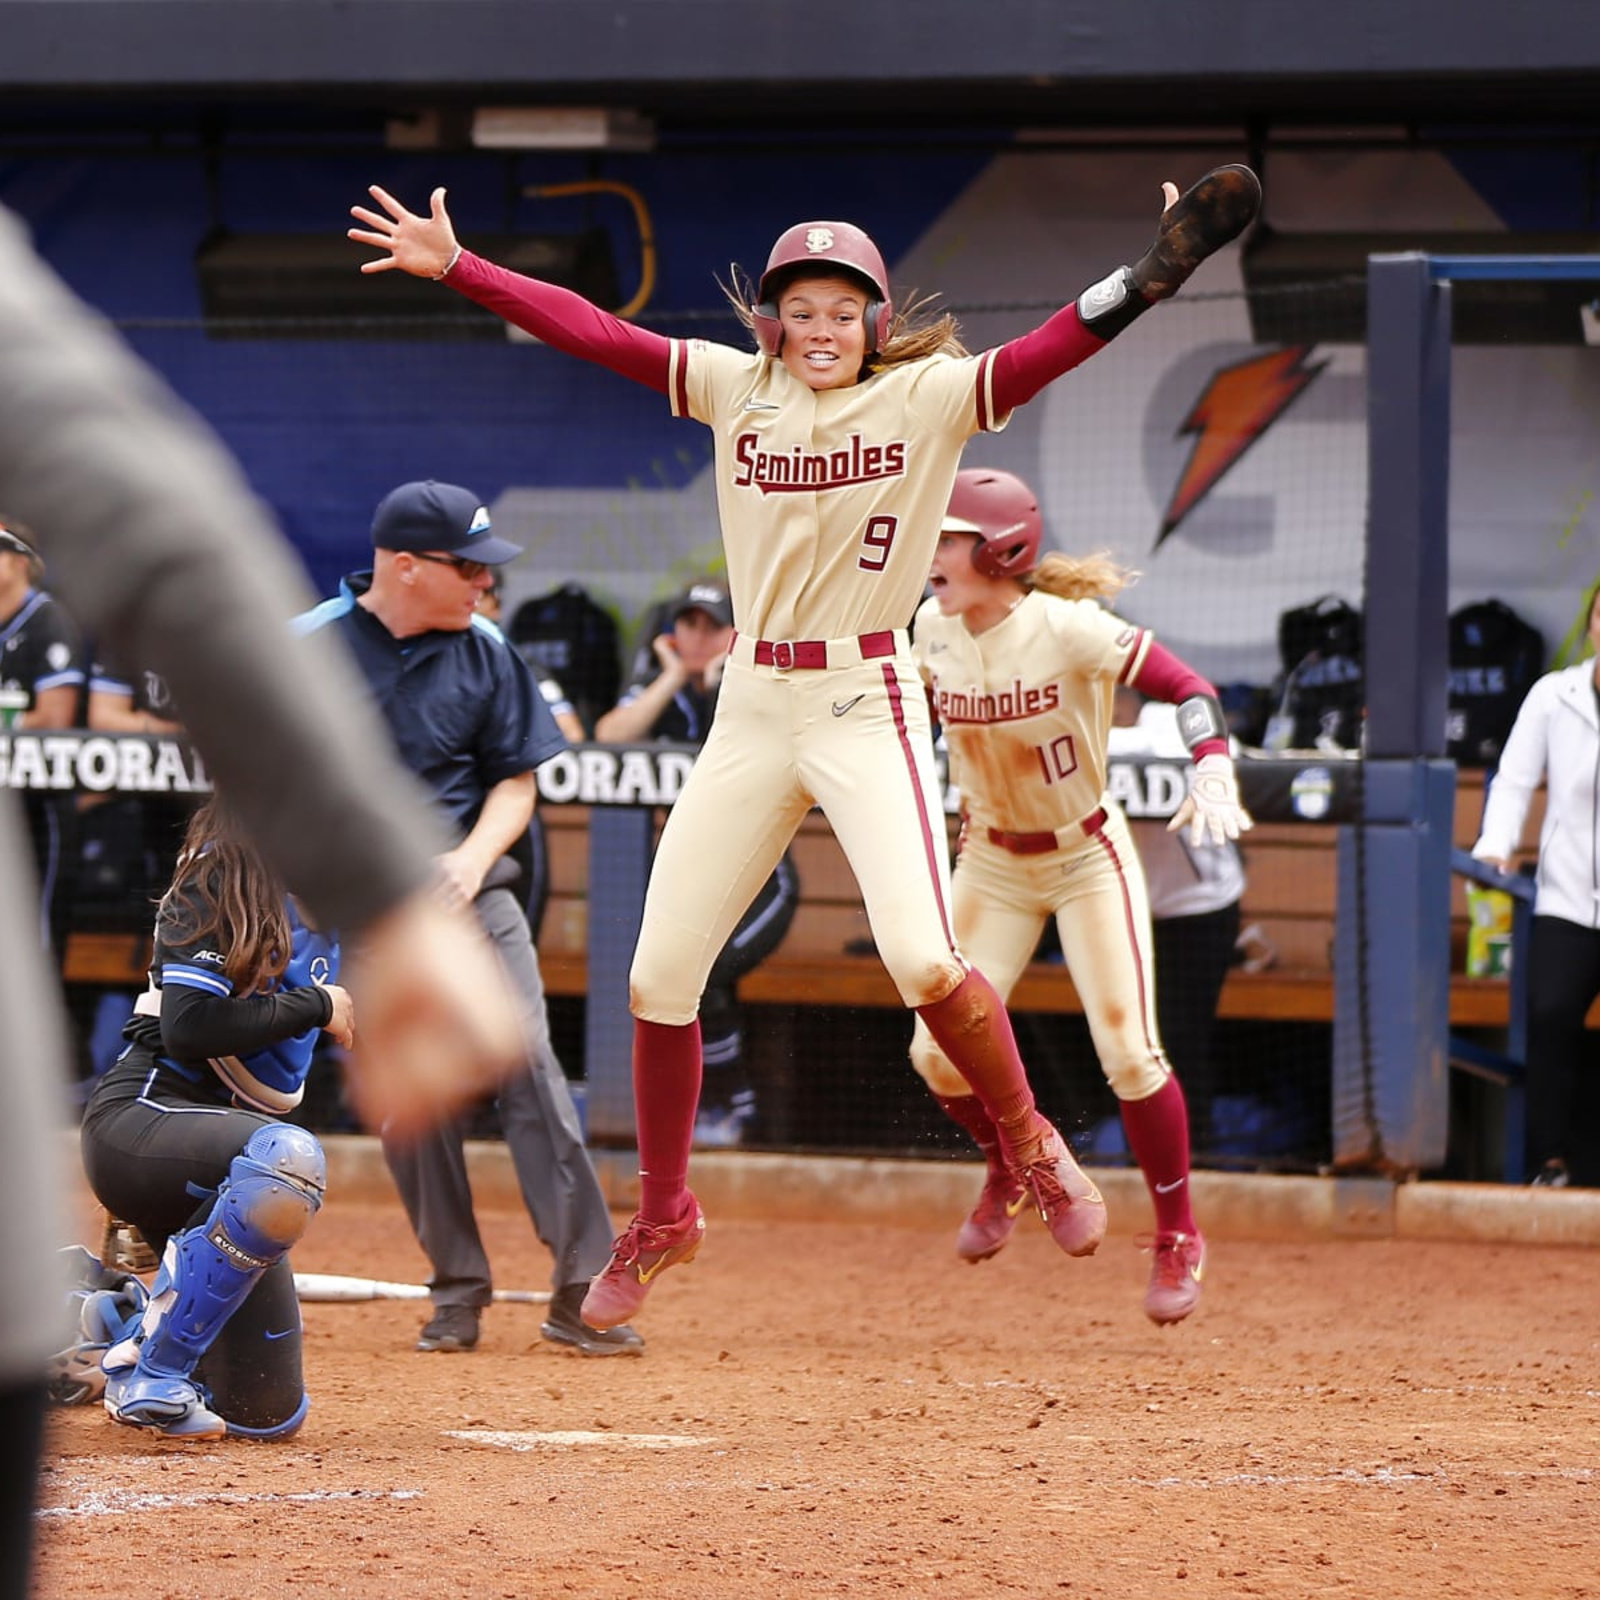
[295,480,641,1356]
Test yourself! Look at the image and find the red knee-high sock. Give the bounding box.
[936,1093,1008,1177]
[634,1018,703,1223]
[917,970,1043,1163]
[1119,1074,1198,1235]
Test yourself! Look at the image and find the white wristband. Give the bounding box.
[433,245,463,282]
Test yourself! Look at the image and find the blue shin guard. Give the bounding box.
[105,1124,325,1439]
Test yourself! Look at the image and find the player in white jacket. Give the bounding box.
[1471,582,1600,1187]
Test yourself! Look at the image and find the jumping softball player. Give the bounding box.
[912,467,1253,1324]
[350,164,1260,1329]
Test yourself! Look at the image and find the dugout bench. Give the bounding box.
[31,735,1576,1177]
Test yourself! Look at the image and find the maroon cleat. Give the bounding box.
[580,1195,705,1329]
[1143,1231,1207,1325]
[1014,1126,1107,1258]
[956,1170,1029,1263]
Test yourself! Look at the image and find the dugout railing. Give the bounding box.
[1349,251,1600,1177]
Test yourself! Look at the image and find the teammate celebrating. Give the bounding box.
[911,467,1252,1324]
[79,792,350,1438]
[349,164,1261,1329]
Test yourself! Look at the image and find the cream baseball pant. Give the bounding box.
[630,642,968,1020]
[910,803,1172,1101]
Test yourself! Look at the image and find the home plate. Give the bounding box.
[448,1429,708,1451]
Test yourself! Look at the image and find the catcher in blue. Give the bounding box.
[350,161,1262,1329]
[78,792,353,1439]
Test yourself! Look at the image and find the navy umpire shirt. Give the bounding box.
[293,573,566,840]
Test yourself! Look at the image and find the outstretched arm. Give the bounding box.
[350,184,674,392]
[992,166,1260,414]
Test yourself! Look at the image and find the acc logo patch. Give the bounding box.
[1290,766,1334,821]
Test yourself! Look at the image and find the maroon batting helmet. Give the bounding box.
[942,468,1044,579]
[753,221,894,357]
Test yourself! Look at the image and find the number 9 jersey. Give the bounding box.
[671,338,1008,643]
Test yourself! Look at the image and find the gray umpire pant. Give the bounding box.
[380,884,616,1303]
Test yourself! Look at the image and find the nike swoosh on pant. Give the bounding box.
[832,695,866,717]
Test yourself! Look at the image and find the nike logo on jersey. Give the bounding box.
[831,695,866,717]
[1154,1177,1187,1195]
[264,1327,296,1341]
[742,399,781,411]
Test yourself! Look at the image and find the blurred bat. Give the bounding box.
[294,1272,548,1305]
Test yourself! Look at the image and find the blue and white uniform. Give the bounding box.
[79,869,339,1436]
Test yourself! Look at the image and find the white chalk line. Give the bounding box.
[447,1429,710,1451]
[39,1485,423,1520]
[1136,1465,1595,1490]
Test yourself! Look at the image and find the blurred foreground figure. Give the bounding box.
[0,202,523,1597]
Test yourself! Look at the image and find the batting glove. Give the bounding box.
[1169,753,1253,848]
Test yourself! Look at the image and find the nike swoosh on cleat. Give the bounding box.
[831,695,866,717]
[1004,1192,1029,1218]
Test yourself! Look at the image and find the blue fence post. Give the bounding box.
[582,807,652,1144]
[1331,253,1454,1172]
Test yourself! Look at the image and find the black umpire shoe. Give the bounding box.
[540,1283,645,1357]
[416,1303,481,1353]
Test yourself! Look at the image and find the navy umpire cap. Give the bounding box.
[371,480,523,565]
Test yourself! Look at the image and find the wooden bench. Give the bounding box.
[529,771,1591,1030]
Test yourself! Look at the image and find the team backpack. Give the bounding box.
[1446,599,1544,767]
[1267,594,1365,751]
[507,582,622,737]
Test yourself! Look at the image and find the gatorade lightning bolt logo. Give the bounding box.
[1156,346,1327,546]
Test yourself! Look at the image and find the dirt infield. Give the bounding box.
[34,1171,1600,1600]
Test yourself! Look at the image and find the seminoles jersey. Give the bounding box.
[913,589,1152,834]
[671,342,1008,641]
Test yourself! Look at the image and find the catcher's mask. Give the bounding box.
[754,221,893,357]
[942,468,1044,580]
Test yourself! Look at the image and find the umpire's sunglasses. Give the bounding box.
[413,551,492,581]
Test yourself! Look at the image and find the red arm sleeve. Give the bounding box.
[990,302,1111,414]
[445,250,674,394]
[1129,641,1230,760]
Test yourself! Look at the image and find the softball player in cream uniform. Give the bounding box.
[912,467,1252,1324]
[350,165,1261,1329]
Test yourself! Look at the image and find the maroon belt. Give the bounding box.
[988,806,1107,855]
[748,631,898,670]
